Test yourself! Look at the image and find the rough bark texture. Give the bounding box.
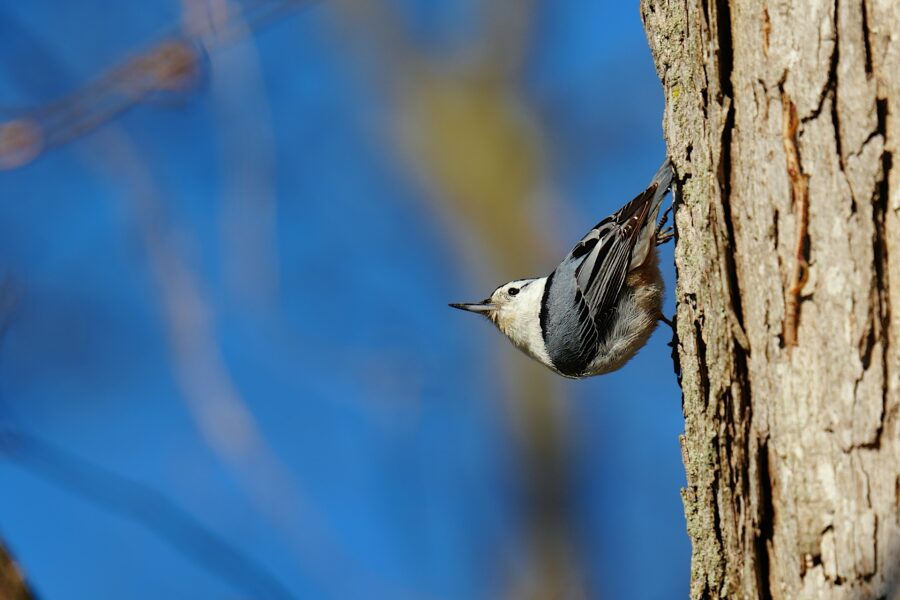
[642,1,900,598]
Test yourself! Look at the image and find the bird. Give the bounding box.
[450,160,675,379]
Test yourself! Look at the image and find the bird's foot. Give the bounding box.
[660,313,677,351]
[656,227,674,246]
[655,205,674,245]
[659,312,675,330]
[656,204,673,230]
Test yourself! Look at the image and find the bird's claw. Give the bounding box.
[656,227,674,246]
[657,204,673,229]
[655,205,674,245]
[659,312,675,330]
[660,313,677,350]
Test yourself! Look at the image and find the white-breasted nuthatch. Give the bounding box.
[450,160,674,378]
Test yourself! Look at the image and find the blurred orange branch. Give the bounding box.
[0,0,318,171]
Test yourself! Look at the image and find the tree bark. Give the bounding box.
[641,1,900,598]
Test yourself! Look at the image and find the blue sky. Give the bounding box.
[0,2,688,598]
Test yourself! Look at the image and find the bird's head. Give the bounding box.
[450,278,544,343]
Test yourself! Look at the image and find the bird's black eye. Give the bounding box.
[508,287,520,296]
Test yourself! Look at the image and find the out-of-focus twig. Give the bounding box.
[0,281,292,599]
[0,38,202,171]
[0,0,319,171]
[333,2,584,598]
[93,129,352,598]
[182,0,281,311]
[0,541,32,600]
[2,13,430,598]
[0,284,32,600]
[0,427,294,600]
[92,128,431,600]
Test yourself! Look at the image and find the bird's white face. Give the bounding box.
[487,279,536,326]
[450,278,552,368]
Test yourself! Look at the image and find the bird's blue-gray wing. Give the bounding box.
[565,182,661,362]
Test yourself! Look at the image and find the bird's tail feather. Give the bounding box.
[628,158,674,269]
[648,159,674,214]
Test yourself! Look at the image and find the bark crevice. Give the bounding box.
[713,0,734,99]
[754,438,774,600]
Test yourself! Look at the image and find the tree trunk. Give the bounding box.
[641,1,900,598]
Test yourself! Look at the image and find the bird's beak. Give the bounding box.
[449,300,496,315]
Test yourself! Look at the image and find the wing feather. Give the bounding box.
[565,184,659,362]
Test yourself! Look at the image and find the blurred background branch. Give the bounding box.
[0,0,318,171]
[0,542,32,600]
[332,2,581,597]
[0,282,32,600]
[0,428,294,600]
[0,2,684,598]
[0,6,421,597]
